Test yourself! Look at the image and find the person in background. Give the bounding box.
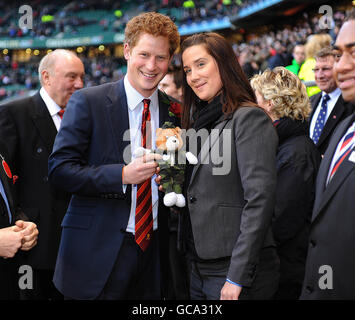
[251,67,321,300]
[298,33,332,97]
[0,49,85,300]
[159,66,183,102]
[178,32,279,300]
[309,46,353,158]
[268,41,287,70]
[285,44,305,76]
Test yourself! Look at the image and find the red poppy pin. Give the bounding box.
[169,101,182,118]
[12,175,18,185]
[0,154,12,179]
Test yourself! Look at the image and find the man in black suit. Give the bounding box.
[0,49,84,300]
[0,141,38,299]
[309,46,353,157]
[301,9,355,299]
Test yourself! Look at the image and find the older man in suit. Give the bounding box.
[301,9,355,299]
[48,12,180,300]
[0,49,84,300]
[309,46,353,157]
[0,141,38,299]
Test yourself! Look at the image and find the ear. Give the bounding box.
[267,100,274,113]
[41,70,50,86]
[175,127,182,134]
[123,43,131,61]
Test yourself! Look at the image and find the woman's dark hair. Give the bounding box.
[180,32,257,129]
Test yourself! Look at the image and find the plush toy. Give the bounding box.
[134,122,198,207]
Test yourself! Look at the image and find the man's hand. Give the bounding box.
[154,173,164,192]
[220,281,242,300]
[0,226,23,258]
[13,220,38,251]
[123,153,162,185]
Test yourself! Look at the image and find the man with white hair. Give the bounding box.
[0,49,84,300]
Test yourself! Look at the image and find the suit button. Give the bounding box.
[310,240,316,248]
[43,176,48,182]
[37,147,43,154]
[305,286,313,294]
[189,196,197,203]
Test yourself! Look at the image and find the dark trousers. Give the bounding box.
[169,231,190,300]
[189,258,230,300]
[19,269,63,300]
[189,247,279,300]
[96,231,161,300]
[0,258,20,300]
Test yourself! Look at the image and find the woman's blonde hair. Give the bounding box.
[305,33,332,59]
[250,67,311,121]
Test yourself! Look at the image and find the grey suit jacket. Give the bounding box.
[187,106,278,287]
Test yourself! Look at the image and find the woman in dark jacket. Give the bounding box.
[177,33,279,300]
[251,67,321,299]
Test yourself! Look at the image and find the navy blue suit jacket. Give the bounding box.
[48,79,177,299]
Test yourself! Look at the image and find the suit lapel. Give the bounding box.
[158,90,170,127]
[105,80,131,164]
[312,114,355,222]
[189,114,231,187]
[30,92,58,154]
[0,153,15,218]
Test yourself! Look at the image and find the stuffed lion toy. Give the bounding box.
[134,122,197,207]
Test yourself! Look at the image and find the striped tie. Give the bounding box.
[135,99,153,251]
[328,124,355,183]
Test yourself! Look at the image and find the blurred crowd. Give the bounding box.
[0,1,351,103]
[0,54,127,101]
[0,0,250,39]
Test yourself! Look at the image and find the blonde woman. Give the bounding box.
[251,67,321,300]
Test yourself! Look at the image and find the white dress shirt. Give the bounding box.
[39,87,63,131]
[309,87,342,139]
[124,76,160,234]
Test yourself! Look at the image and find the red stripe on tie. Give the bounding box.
[330,148,352,179]
[135,99,153,251]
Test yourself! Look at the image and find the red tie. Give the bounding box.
[135,99,153,251]
[58,109,65,119]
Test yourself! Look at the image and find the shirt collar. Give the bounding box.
[124,75,159,111]
[39,87,62,116]
[323,87,341,101]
